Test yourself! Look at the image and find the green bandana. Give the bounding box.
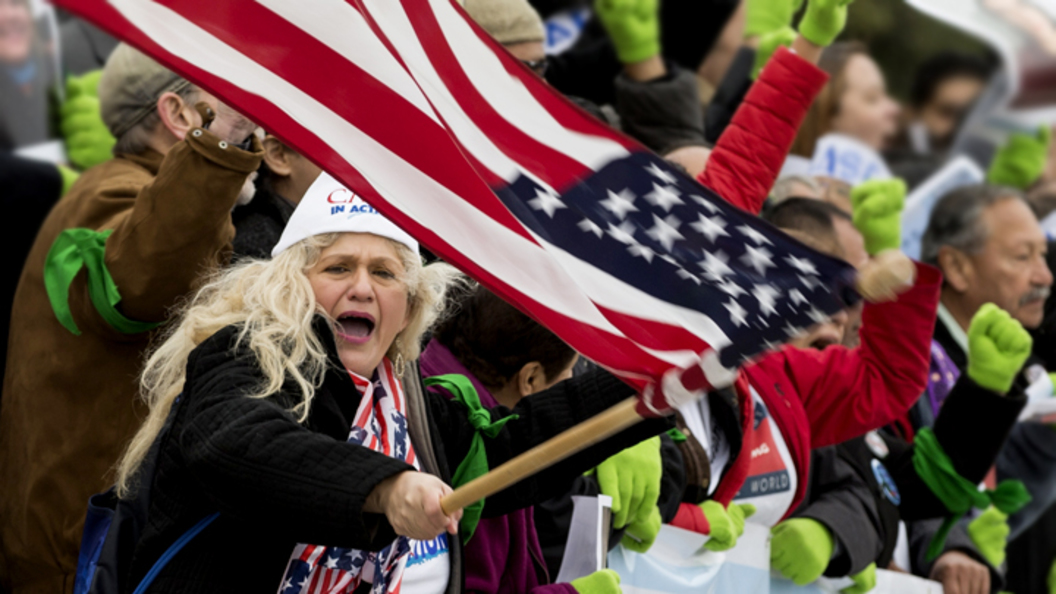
[913,427,1031,561]
[423,374,518,544]
[43,228,161,336]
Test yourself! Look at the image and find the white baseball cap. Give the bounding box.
[271,172,419,257]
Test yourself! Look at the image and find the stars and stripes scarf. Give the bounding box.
[278,358,418,594]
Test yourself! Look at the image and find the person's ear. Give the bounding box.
[262,135,294,177]
[937,246,973,293]
[156,91,200,141]
[517,361,547,397]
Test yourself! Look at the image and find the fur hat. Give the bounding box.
[463,0,545,45]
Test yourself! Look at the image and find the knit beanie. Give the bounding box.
[463,0,545,45]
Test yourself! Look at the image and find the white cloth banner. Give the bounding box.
[900,156,986,260]
[609,524,943,594]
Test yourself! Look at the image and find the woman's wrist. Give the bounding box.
[790,35,825,65]
[364,471,401,513]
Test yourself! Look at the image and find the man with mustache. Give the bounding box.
[921,183,1055,593]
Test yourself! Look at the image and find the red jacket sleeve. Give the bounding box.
[670,502,712,535]
[697,47,829,215]
[781,262,943,447]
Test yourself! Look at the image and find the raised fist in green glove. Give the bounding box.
[571,569,622,594]
[988,126,1051,190]
[745,0,803,38]
[798,0,855,47]
[968,507,1010,568]
[596,436,662,529]
[621,505,662,553]
[60,70,116,171]
[967,303,1033,395]
[770,518,835,585]
[594,0,660,65]
[842,563,877,594]
[701,501,756,551]
[752,26,797,79]
[850,178,905,256]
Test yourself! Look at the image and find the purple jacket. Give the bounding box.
[419,339,577,594]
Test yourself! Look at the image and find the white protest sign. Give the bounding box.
[608,523,771,594]
[808,134,892,186]
[555,495,613,584]
[900,156,986,260]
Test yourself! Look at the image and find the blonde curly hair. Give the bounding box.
[115,232,459,496]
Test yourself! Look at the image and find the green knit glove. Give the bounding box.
[967,303,1033,395]
[60,70,115,170]
[752,26,797,79]
[770,518,835,586]
[701,501,756,551]
[621,505,662,553]
[988,126,1051,189]
[571,569,622,594]
[596,436,662,529]
[850,178,905,256]
[1048,556,1056,594]
[745,0,804,38]
[798,0,855,47]
[842,563,877,594]
[57,164,80,196]
[594,0,660,64]
[967,507,1010,568]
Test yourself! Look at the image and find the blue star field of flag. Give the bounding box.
[493,151,860,368]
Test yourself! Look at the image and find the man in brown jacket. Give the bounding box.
[0,44,263,593]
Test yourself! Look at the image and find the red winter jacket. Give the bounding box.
[672,46,943,532]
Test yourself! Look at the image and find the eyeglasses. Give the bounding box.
[521,58,549,77]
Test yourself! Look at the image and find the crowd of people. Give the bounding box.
[1,0,1055,593]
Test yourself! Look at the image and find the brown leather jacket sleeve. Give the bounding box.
[86,128,262,327]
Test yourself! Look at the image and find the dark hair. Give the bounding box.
[910,51,993,109]
[921,184,1026,266]
[765,197,850,234]
[433,283,576,391]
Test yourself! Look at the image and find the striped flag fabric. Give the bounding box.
[55,0,860,413]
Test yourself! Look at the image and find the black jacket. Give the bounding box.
[127,317,668,593]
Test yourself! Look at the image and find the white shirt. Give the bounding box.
[732,388,798,527]
[396,534,449,594]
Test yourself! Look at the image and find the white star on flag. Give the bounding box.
[691,194,720,213]
[676,269,702,284]
[527,188,567,217]
[607,220,638,245]
[324,555,340,569]
[658,253,680,266]
[738,225,774,246]
[785,254,819,275]
[645,214,685,251]
[783,321,805,337]
[807,306,831,324]
[578,217,604,238]
[690,213,729,243]
[628,244,656,263]
[717,279,748,298]
[644,183,684,211]
[600,188,639,219]
[699,250,733,281]
[761,337,784,352]
[725,299,749,327]
[742,245,776,276]
[789,288,809,306]
[752,284,781,317]
[645,162,677,184]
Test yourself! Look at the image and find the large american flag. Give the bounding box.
[57,0,859,406]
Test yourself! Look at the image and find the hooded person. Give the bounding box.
[0,43,263,594]
[106,171,674,594]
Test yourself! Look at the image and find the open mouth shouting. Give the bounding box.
[335,311,376,344]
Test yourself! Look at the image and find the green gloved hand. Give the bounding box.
[967,303,1033,395]
[968,507,1010,568]
[571,569,622,594]
[61,70,115,171]
[744,0,803,38]
[701,501,756,551]
[596,436,662,529]
[1048,556,1056,594]
[988,126,1051,190]
[594,0,660,65]
[850,178,906,256]
[57,164,80,196]
[842,563,877,594]
[770,518,835,585]
[752,26,797,79]
[621,505,662,553]
[798,0,855,47]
